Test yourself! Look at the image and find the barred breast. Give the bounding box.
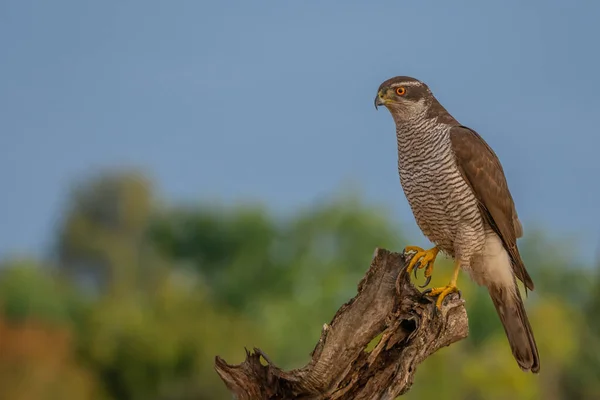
[396,121,486,262]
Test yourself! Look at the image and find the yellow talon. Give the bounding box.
[423,261,435,280]
[424,259,462,310]
[404,246,439,286]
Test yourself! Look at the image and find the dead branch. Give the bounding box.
[214,248,469,399]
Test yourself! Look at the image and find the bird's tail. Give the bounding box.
[488,283,540,373]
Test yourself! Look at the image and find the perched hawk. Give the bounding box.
[375,76,540,373]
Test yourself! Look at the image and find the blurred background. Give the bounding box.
[1,1,599,399]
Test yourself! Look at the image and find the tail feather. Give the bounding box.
[488,283,540,373]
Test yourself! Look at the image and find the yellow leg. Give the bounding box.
[424,259,461,310]
[405,246,439,287]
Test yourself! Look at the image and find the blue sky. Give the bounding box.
[1,0,599,263]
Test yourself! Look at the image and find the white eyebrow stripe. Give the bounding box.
[390,81,422,87]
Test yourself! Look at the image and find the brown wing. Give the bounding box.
[450,126,534,291]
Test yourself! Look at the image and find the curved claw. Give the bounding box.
[413,261,421,278]
[422,284,460,310]
[421,288,433,296]
[418,275,432,288]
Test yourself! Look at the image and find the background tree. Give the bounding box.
[0,169,596,399]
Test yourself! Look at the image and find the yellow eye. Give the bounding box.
[395,87,406,96]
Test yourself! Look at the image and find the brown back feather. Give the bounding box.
[449,126,534,291]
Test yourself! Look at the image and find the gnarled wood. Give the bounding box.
[215,248,469,399]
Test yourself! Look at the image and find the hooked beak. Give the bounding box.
[374,91,385,110]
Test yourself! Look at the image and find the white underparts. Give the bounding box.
[470,232,517,297]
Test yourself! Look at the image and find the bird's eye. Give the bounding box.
[395,87,406,96]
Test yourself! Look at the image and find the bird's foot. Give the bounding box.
[404,246,439,288]
[422,284,461,310]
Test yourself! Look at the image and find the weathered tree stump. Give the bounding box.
[215,248,469,399]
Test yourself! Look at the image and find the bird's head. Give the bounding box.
[374,76,438,124]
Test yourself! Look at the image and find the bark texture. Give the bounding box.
[215,247,469,399]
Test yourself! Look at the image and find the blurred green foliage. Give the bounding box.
[0,170,598,399]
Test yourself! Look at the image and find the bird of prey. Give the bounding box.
[374,76,540,373]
